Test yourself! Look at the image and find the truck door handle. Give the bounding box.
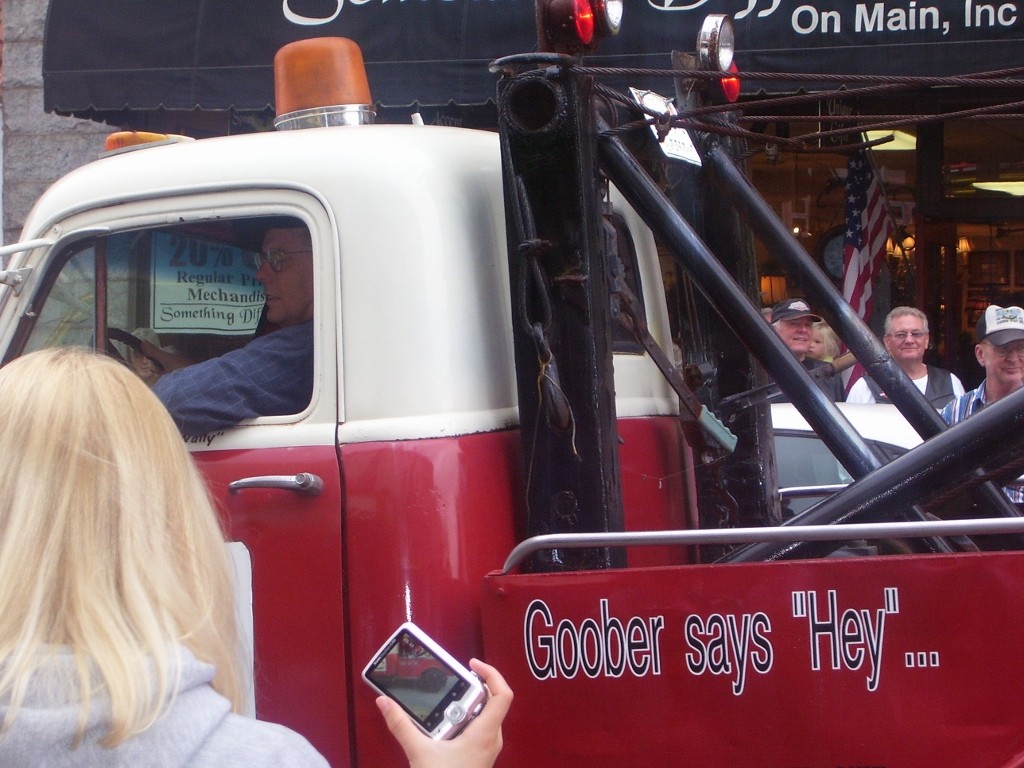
[228,472,324,497]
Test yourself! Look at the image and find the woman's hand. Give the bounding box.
[376,659,513,768]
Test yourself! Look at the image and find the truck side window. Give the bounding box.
[13,217,315,435]
[19,225,264,360]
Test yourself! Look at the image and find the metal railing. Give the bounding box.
[501,517,1024,573]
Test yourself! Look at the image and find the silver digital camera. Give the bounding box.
[362,622,489,740]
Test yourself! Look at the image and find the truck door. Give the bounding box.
[2,205,351,766]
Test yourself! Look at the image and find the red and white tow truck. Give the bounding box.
[1,8,1024,767]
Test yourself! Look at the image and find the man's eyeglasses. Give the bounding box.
[886,331,927,341]
[252,248,312,273]
[985,340,1024,358]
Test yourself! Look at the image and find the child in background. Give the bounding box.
[809,320,841,363]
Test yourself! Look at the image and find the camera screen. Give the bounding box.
[365,628,471,731]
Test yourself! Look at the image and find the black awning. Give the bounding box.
[44,0,1024,132]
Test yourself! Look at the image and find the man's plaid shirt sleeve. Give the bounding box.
[154,321,314,437]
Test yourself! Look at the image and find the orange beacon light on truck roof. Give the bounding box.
[274,37,375,130]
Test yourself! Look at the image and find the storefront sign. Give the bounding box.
[43,0,1024,117]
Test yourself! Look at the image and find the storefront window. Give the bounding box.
[942,120,1024,200]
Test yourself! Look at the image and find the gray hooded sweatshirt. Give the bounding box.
[0,647,329,767]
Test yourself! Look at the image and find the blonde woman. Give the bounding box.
[0,347,326,765]
[0,348,511,767]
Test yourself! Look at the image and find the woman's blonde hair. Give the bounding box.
[0,347,243,746]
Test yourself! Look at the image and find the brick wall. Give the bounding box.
[2,0,108,244]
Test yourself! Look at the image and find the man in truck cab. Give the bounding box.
[145,221,315,437]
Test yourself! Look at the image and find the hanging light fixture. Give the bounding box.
[865,130,916,150]
[759,275,787,305]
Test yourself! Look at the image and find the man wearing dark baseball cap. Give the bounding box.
[941,304,1024,505]
[769,299,844,402]
[770,299,822,325]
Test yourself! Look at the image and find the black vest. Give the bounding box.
[864,365,956,408]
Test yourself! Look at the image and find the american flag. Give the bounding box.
[842,149,892,390]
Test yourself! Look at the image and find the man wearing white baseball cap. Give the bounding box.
[941,304,1024,504]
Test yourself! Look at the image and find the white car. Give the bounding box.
[771,402,924,516]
